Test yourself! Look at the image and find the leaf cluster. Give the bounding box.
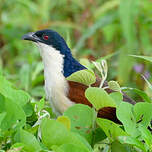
[1,60,152,152]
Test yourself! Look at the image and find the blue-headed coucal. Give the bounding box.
[22,29,135,122]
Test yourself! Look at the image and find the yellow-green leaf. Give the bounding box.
[108,81,121,92]
[57,116,71,130]
[66,69,96,86]
[85,87,116,110]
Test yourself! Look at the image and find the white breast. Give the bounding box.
[37,42,74,115]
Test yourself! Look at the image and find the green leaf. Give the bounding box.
[138,125,152,148]
[11,143,25,151]
[40,118,92,152]
[63,104,96,143]
[0,75,30,107]
[30,86,45,97]
[92,128,107,145]
[130,55,152,63]
[109,92,123,107]
[116,102,139,137]
[108,81,121,92]
[36,97,45,112]
[15,129,42,152]
[23,102,33,117]
[96,118,127,141]
[0,93,5,112]
[57,116,71,130]
[66,69,96,86]
[134,102,152,127]
[117,102,152,139]
[118,136,146,152]
[85,87,116,110]
[0,112,7,127]
[111,141,131,152]
[0,97,26,131]
[54,144,89,152]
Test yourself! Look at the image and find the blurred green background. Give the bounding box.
[0,0,152,98]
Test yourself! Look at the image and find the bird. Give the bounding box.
[22,29,135,123]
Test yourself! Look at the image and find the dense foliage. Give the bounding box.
[0,0,152,151]
[0,64,152,151]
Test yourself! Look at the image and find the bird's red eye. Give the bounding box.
[43,35,49,40]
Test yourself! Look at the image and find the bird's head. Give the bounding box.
[22,29,85,77]
[22,29,71,55]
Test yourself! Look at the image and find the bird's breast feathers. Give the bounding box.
[37,42,74,115]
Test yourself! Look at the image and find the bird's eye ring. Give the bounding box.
[43,35,49,40]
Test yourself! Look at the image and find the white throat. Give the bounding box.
[37,42,74,115]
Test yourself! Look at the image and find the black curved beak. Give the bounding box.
[22,32,40,43]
